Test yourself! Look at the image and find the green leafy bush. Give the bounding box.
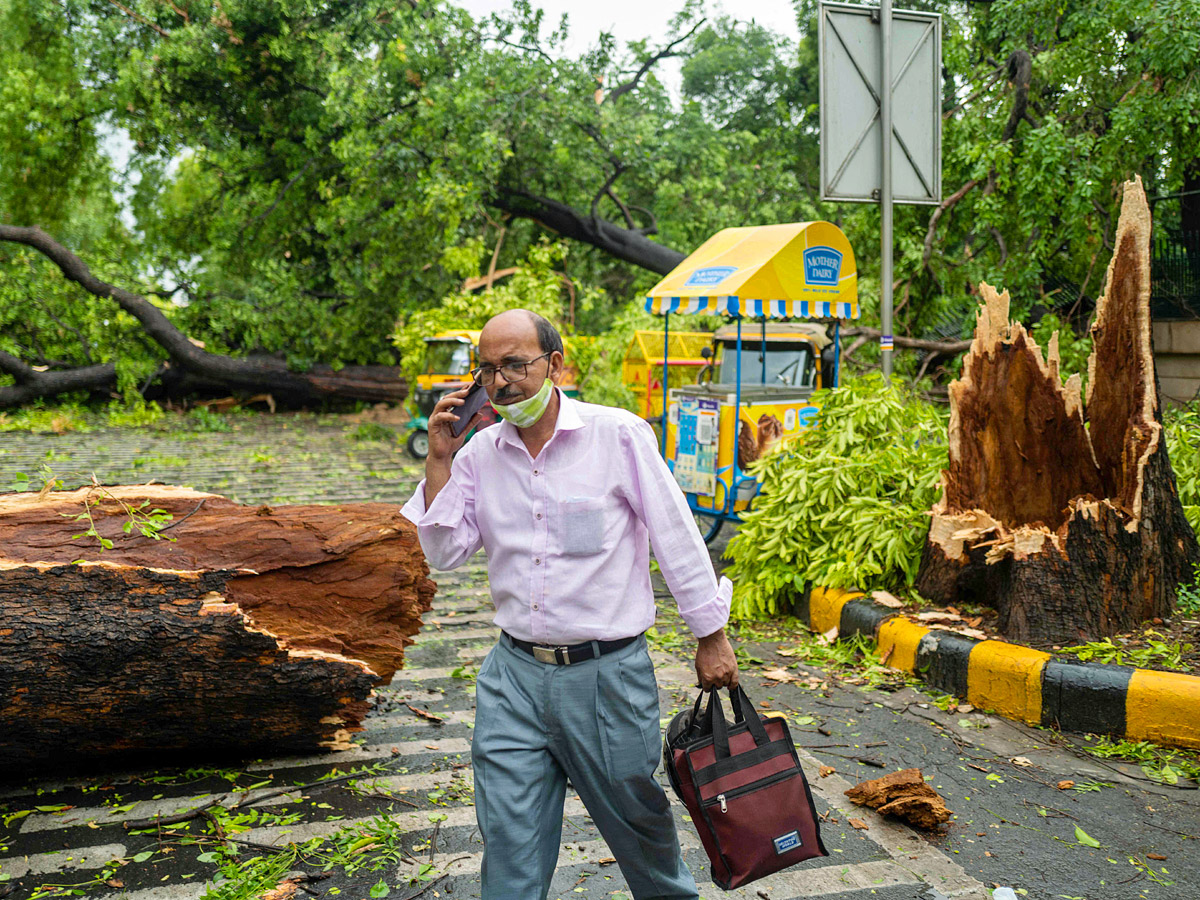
[390,241,596,388]
[350,422,397,443]
[1164,400,1199,537]
[727,375,948,619]
[1030,313,1092,391]
[186,407,232,433]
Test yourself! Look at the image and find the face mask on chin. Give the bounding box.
[492,378,554,428]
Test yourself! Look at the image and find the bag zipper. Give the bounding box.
[702,767,797,812]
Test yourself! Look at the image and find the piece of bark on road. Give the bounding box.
[845,768,952,830]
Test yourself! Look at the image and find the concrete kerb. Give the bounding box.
[795,586,1200,750]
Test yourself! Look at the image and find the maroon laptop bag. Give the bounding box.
[665,686,826,889]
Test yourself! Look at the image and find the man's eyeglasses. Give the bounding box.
[471,351,552,386]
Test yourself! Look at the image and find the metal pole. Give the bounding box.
[832,318,841,388]
[880,0,894,380]
[661,313,670,458]
[761,318,767,384]
[732,315,743,517]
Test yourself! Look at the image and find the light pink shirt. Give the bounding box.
[400,392,732,644]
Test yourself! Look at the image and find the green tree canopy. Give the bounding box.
[2,0,1198,404]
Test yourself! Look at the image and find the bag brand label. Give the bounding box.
[773,829,802,854]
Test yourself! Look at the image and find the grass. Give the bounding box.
[1080,735,1200,785]
[1057,632,1193,671]
[348,422,397,443]
[1177,566,1200,618]
[6,759,466,900]
[775,630,915,690]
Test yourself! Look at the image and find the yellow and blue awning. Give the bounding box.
[645,221,858,319]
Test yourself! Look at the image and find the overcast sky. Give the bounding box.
[458,0,802,59]
[104,1,803,225]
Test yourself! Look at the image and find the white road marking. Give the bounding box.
[0,842,127,879]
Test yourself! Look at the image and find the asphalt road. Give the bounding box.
[1,418,1197,900]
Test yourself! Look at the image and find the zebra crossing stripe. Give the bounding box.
[391,842,921,897]
[393,665,462,681]
[425,613,495,627]
[243,737,472,772]
[18,786,303,834]
[0,842,128,880]
[15,768,474,837]
[412,628,496,643]
[92,887,208,900]
[363,708,475,729]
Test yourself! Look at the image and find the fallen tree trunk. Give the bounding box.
[916,177,1200,645]
[0,486,436,774]
[0,225,408,407]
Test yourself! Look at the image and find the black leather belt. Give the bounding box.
[505,632,639,666]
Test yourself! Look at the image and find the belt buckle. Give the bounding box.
[535,643,571,667]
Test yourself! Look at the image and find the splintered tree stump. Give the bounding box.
[0,486,436,774]
[916,177,1200,644]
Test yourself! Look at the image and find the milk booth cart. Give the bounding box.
[644,222,859,542]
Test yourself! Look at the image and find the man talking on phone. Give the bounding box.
[401,309,737,900]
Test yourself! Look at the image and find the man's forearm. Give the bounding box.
[424,456,453,508]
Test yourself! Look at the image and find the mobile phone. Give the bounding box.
[450,382,490,437]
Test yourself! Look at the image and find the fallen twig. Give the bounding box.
[407,704,446,725]
[124,767,384,830]
[400,873,448,900]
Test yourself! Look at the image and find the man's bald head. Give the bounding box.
[476,309,566,404]
[481,309,562,356]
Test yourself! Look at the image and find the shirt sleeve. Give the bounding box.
[619,417,732,638]
[399,450,484,571]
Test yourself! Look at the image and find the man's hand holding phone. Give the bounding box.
[428,382,489,462]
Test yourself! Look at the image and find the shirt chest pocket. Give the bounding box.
[558,495,612,557]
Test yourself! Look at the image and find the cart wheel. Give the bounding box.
[693,511,723,545]
[406,429,430,459]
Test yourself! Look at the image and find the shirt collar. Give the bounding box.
[495,388,585,451]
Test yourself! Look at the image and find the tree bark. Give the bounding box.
[0,485,436,774]
[916,177,1200,645]
[492,186,687,275]
[0,226,409,407]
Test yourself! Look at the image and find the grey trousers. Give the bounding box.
[471,633,699,900]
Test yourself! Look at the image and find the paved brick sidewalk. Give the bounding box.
[2,416,1197,900]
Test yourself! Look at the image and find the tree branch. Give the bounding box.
[606,187,636,230]
[106,0,170,37]
[244,158,315,231]
[989,226,1009,267]
[0,226,408,405]
[604,19,705,104]
[1001,50,1033,142]
[943,64,1006,120]
[841,327,972,355]
[38,301,96,364]
[923,179,981,267]
[590,165,626,229]
[491,186,684,274]
[0,348,118,406]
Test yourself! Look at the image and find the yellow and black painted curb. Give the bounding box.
[797,586,1200,751]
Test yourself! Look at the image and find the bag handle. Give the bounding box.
[708,685,771,760]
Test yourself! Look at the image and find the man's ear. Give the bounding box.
[549,351,566,384]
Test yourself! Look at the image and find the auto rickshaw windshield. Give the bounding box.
[716,342,815,388]
[424,340,472,376]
